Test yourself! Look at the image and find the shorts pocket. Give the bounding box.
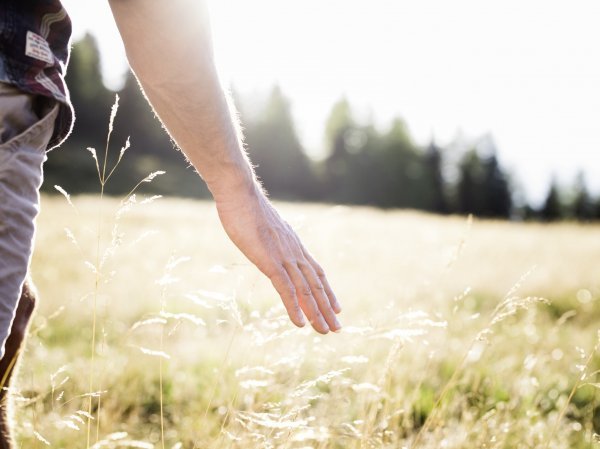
[0,102,59,156]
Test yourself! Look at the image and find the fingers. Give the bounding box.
[295,261,341,332]
[282,262,330,334]
[302,249,342,314]
[269,259,341,334]
[269,268,306,328]
[244,206,341,334]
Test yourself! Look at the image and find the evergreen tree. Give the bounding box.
[571,172,594,220]
[325,120,381,204]
[522,204,539,221]
[65,34,113,113]
[540,178,563,221]
[109,71,208,197]
[43,34,113,193]
[374,118,423,208]
[455,147,511,218]
[324,97,355,153]
[45,34,210,197]
[481,153,512,217]
[323,97,355,195]
[243,86,315,199]
[423,141,447,213]
[45,39,529,216]
[456,149,485,215]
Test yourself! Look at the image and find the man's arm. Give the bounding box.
[107,0,341,333]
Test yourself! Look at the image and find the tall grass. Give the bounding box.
[12,100,600,447]
[54,95,168,448]
[21,194,600,448]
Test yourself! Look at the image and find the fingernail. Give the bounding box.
[333,317,342,332]
[318,318,330,333]
[299,315,306,326]
[333,300,342,313]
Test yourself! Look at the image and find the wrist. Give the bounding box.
[208,163,262,204]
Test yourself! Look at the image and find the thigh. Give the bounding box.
[0,83,58,359]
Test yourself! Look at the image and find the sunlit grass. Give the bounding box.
[10,96,600,447]
[10,190,597,448]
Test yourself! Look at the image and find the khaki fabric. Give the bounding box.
[0,82,58,358]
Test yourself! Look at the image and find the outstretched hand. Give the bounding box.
[215,186,342,334]
[107,0,341,333]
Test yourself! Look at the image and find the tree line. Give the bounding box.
[42,34,600,222]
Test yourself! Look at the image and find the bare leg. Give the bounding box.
[0,281,36,449]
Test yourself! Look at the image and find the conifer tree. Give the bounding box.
[540,178,563,221]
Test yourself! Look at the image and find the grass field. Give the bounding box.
[14,194,600,448]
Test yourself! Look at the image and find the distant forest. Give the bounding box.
[43,35,600,222]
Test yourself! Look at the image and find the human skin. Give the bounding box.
[107,0,342,334]
[0,282,36,449]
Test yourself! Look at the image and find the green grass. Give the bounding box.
[13,195,600,448]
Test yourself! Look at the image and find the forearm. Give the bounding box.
[107,0,256,200]
[107,0,342,333]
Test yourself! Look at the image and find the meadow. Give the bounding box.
[14,193,600,448]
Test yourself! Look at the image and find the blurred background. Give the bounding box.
[21,3,600,445]
[46,0,600,222]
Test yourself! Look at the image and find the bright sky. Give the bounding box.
[61,0,600,205]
